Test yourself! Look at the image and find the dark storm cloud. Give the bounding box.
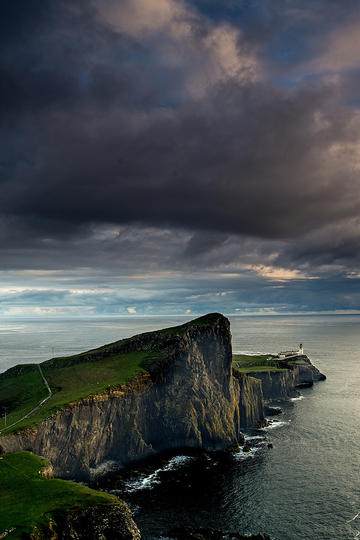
[2,0,360,303]
[7,76,360,247]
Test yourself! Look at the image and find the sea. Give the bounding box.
[1,315,359,540]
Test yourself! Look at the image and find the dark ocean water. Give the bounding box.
[1,315,360,539]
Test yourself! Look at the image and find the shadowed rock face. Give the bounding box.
[250,356,326,402]
[28,503,141,540]
[0,314,243,480]
[233,372,265,429]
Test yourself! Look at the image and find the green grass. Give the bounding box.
[0,451,118,539]
[283,358,308,367]
[0,350,164,434]
[0,313,224,434]
[233,365,287,373]
[232,354,286,373]
[155,313,224,335]
[0,366,48,429]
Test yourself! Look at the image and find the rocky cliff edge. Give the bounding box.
[0,314,243,480]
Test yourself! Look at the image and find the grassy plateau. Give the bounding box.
[0,314,219,434]
[232,353,307,374]
[0,314,304,434]
[232,354,288,373]
[0,451,118,538]
[0,349,162,434]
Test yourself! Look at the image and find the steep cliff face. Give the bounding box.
[250,356,325,402]
[250,370,299,402]
[295,355,326,384]
[0,314,242,480]
[29,503,141,540]
[232,372,265,429]
[231,354,326,428]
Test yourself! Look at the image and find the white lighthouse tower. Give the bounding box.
[299,343,304,355]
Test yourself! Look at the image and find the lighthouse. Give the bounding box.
[299,343,304,355]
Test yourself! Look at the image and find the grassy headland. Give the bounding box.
[0,349,162,434]
[232,354,286,373]
[0,314,219,434]
[0,451,118,539]
[231,353,303,374]
[232,352,308,375]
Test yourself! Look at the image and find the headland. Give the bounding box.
[0,313,325,539]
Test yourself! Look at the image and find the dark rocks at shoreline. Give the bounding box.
[295,381,313,388]
[166,527,271,540]
[28,503,140,539]
[265,406,282,416]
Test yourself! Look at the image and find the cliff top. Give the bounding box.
[0,451,118,538]
[232,353,310,374]
[0,313,228,434]
[233,354,288,374]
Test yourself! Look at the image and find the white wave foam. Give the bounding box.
[245,435,265,441]
[232,446,261,460]
[163,455,194,471]
[124,455,195,492]
[347,511,360,523]
[125,470,161,492]
[89,460,118,478]
[291,395,304,401]
[263,420,291,430]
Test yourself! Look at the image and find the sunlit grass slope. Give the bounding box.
[232,354,287,373]
[0,314,218,434]
[0,451,118,539]
[0,350,161,434]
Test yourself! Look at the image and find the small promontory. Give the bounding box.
[0,451,140,539]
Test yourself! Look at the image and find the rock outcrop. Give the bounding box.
[28,502,140,540]
[250,355,325,402]
[233,352,326,429]
[0,314,243,480]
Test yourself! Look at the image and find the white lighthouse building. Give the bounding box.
[278,344,304,358]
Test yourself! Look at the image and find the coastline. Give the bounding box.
[0,314,326,539]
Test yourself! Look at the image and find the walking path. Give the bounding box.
[0,365,52,434]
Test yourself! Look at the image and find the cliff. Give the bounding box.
[232,372,265,429]
[249,355,326,402]
[232,352,326,429]
[0,314,326,482]
[0,314,243,480]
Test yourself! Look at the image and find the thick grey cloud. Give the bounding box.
[2,0,360,314]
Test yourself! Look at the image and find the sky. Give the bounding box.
[1,0,360,318]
